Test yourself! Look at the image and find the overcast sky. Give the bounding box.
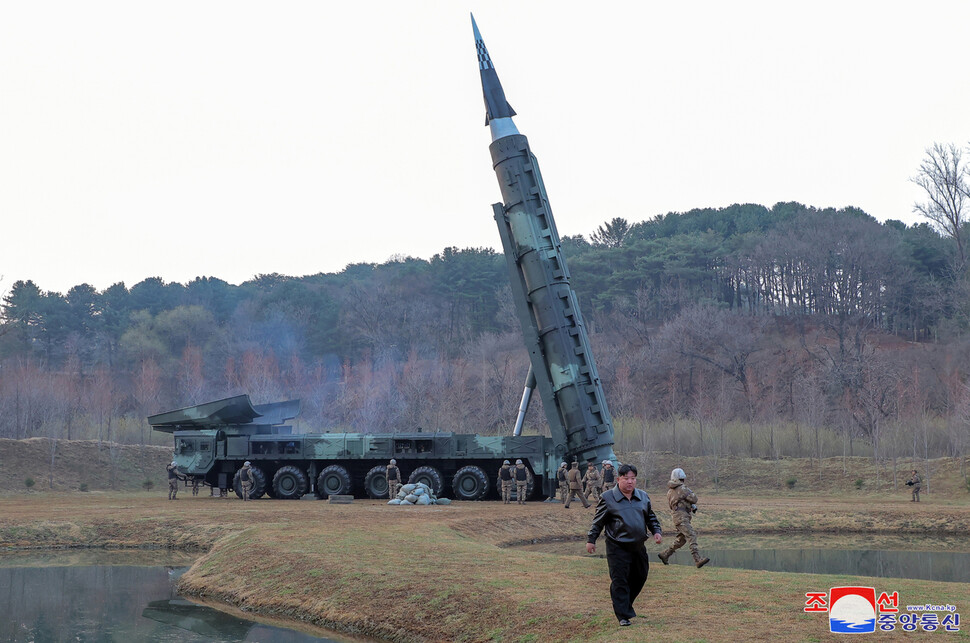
[2,1,969,295]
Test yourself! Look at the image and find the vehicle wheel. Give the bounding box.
[233,465,267,499]
[364,465,390,499]
[317,465,352,497]
[408,465,443,497]
[451,465,489,501]
[272,465,309,500]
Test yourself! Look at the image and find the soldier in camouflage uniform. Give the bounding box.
[498,460,513,504]
[557,462,569,502]
[909,469,921,502]
[602,460,616,492]
[239,461,254,501]
[583,463,603,502]
[564,461,590,508]
[167,461,182,500]
[658,468,709,568]
[191,477,200,496]
[386,459,402,499]
[513,459,533,504]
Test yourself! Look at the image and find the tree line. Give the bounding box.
[2,143,969,470]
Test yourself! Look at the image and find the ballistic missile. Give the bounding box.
[472,15,618,468]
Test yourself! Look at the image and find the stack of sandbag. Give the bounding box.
[387,482,451,505]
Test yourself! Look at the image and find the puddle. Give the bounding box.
[0,550,368,642]
[513,534,970,583]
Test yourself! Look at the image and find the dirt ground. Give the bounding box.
[2,491,969,642]
[2,440,969,641]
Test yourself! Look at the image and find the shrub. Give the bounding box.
[24,477,35,490]
[142,480,155,491]
[79,483,89,492]
[855,478,864,489]
[785,477,797,489]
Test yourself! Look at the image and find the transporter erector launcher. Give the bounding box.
[472,15,618,468]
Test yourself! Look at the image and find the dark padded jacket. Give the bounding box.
[587,486,662,546]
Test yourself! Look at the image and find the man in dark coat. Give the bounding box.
[586,463,663,626]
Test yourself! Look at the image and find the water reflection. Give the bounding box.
[515,534,970,583]
[0,552,350,642]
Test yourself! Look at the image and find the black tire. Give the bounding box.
[452,465,489,501]
[364,465,390,499]
[317,465,352,497]
[408,465,444,497]
[233,465,268,499]
[273,465,309,500]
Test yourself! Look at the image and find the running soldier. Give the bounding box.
[909,469,921,502]
[239,461,254,501]
[513,459,533,504]
[386,459,402,499]
[658,467,709,568]
[498,460,513,504]
[602,460,616,491]
[167,461,182,500]
[583,462,603,502]
[557,462,569,502]
[564,462,590,509]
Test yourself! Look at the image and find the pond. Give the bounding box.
[0,550,365,642]
[513,533,970,583]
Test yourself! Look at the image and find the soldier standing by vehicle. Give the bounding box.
[557,462,569,502]
[386,459,402,499]
[658,467,709,568]
[239,461,254,501]
[513,459,532,504]
[584,462,603,502]
[602,460,616,492]
[564,461,591,509]
[191,477,200,496]
[908,469,922,502]
[498,460,514,504]
[167,461,182,500]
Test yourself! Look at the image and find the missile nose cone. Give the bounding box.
[470,14,516,126]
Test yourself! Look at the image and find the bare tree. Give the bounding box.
[911,142,969,267]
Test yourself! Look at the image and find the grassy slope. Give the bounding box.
[1,440,969,641]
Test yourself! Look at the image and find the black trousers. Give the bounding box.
[605,539,650,621]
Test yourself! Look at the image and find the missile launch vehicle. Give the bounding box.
[150,16,618,501]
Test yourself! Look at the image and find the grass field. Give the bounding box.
[1,441,969,641]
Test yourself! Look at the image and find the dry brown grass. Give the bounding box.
[2,491,969,642]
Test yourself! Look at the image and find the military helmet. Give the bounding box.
[390,459,397,465]
[560,462,567,468]
[515,459,523,465]
[602,460,612,466]
[243,461,251,467]
[171,461,177,467]
[503,459,510,465]
[671,467,686,481]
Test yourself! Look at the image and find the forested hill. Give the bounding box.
[1,202,968,466]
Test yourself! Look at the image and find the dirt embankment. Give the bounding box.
[0,437,172,493]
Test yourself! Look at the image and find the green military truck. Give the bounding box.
[150,394,554,500]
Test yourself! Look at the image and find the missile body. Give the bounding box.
[472,16,617,470]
